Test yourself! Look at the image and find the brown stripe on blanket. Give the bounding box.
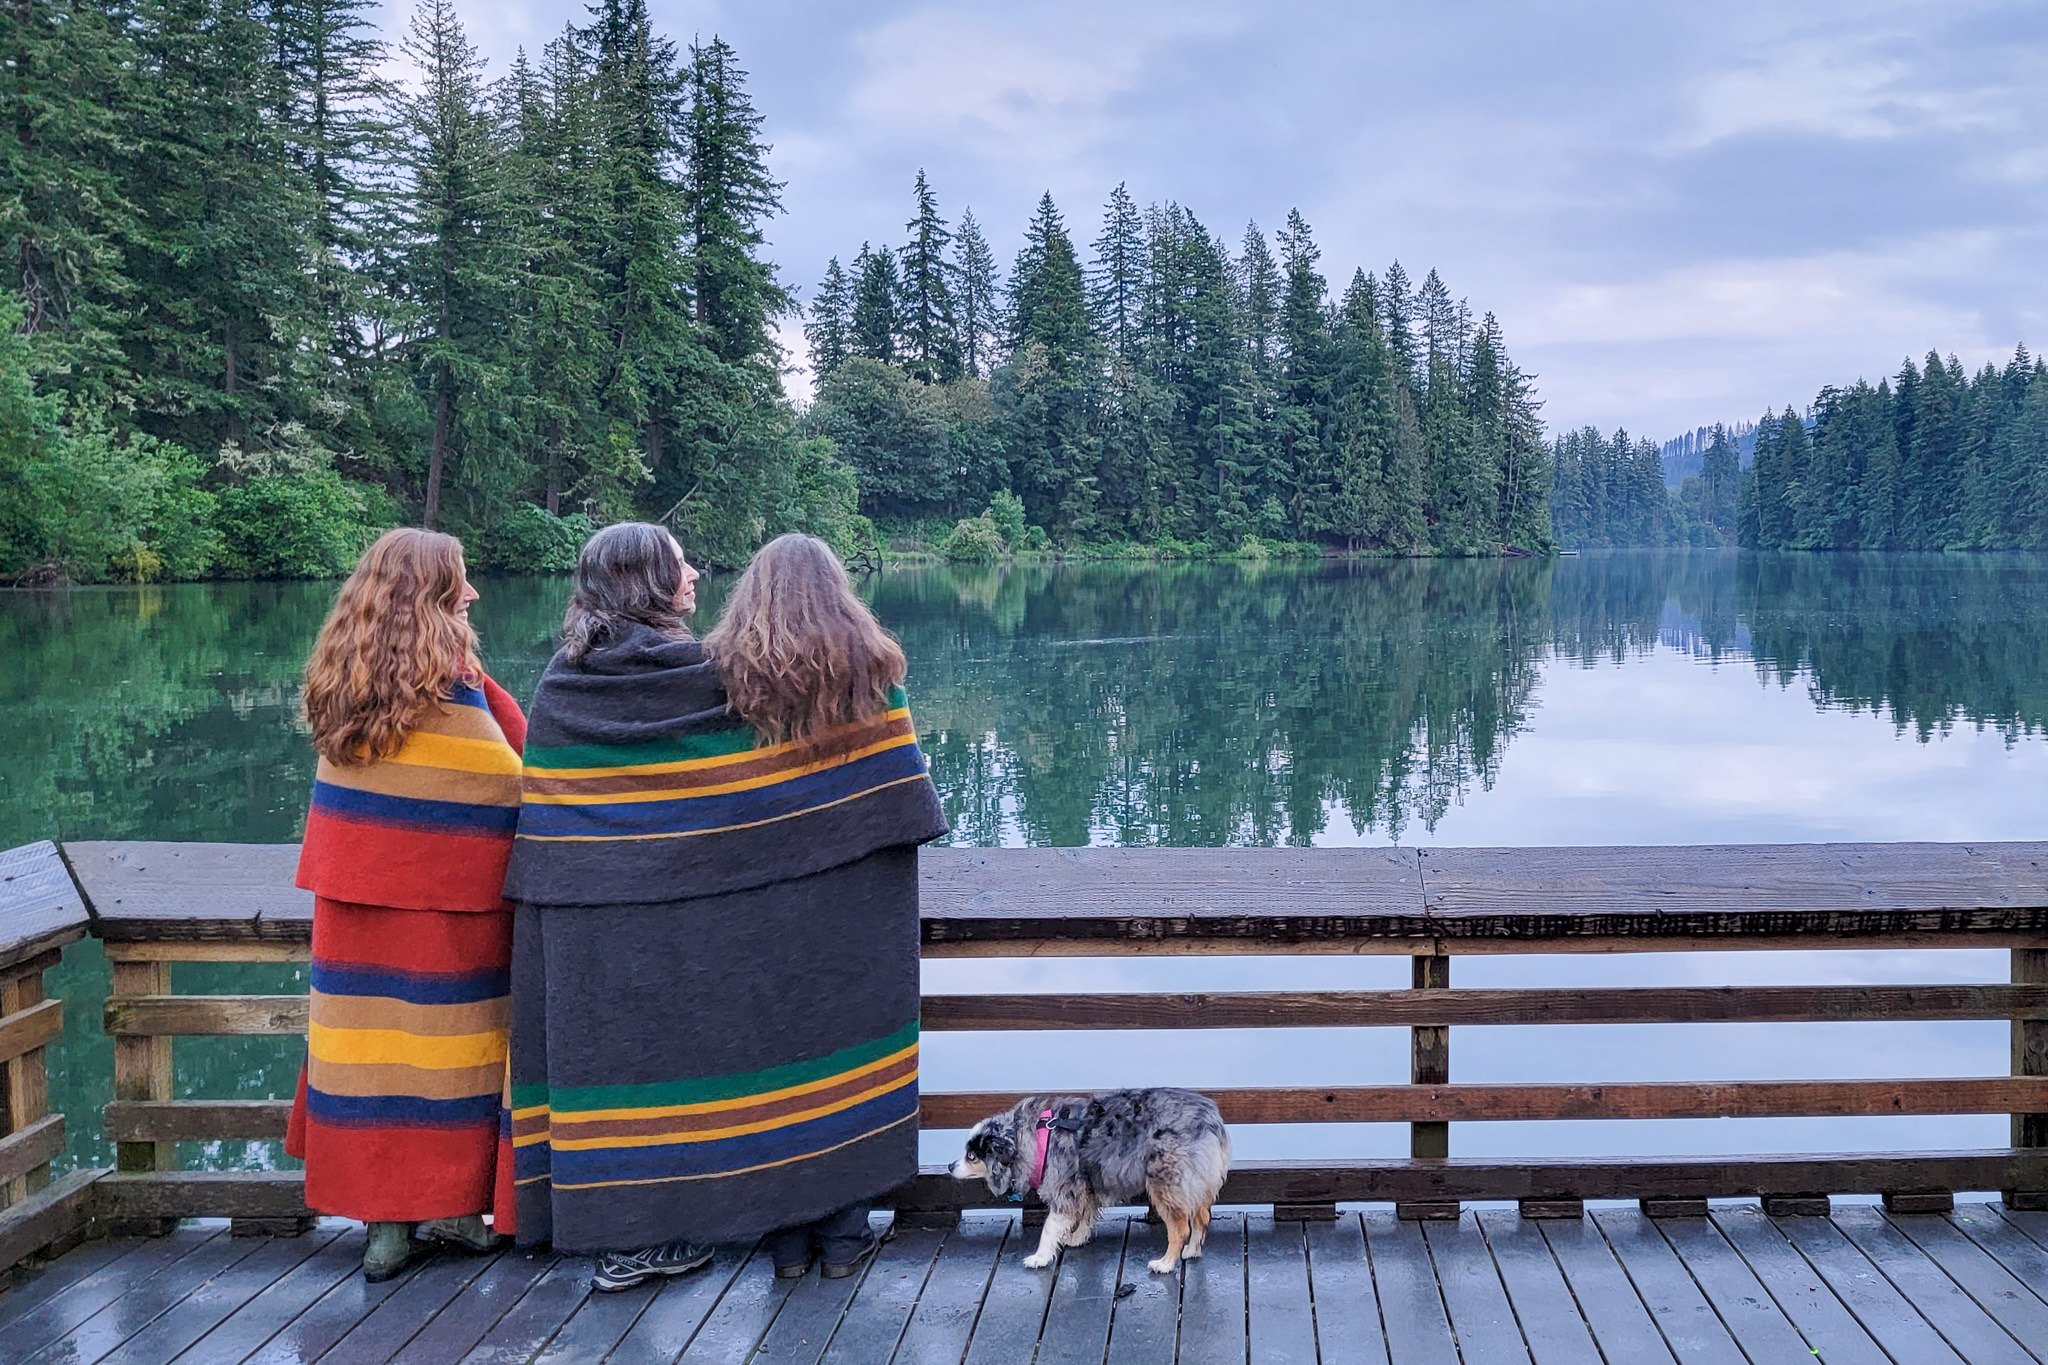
[520,714,913,798]
[311,994,510,1037]
[547,1052,920,1143]
[307,1058,509,1100]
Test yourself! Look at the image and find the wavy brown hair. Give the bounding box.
[303,528,481,765]
[705,533,905,745]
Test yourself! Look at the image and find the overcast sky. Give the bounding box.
[390,0,2048,440]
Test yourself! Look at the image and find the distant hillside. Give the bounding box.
[1659,422,1758,487]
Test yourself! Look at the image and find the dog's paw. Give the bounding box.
[1022,1251,1055,1269]
[1181,1245,1203,1260]
[1061,1227,1092,1248]
[1146,1255,1179,1274]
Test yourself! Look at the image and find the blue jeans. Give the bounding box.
[765,1202,872,1269]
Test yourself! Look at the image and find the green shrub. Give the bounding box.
[482,504,593,572]
[986,490,1029,549]
[939,515,1005,563]
[214,471,386,578]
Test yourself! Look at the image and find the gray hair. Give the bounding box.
[560,522,690,665]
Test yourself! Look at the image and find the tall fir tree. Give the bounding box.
[897,170,958,384]
[850,244,899,363]
[1088,183,1147,363]
[952,207,999,379]
[805,256,853,379]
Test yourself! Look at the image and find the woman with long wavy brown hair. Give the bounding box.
[287,527,526,1281]
[505,529,945,1292]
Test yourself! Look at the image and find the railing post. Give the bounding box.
[2007,946,2048,1211]
[1398,951,1457,1221]
[0,952,65,1208]
[110,958,175,1236]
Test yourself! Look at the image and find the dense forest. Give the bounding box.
[1,0,1553,584]
[1556,347,2048,551]
[802,182,1554,556]
[1,0,850,583]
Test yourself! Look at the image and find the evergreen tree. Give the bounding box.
[952,207,999,379]
[392,0,508,527]
[684,35,788,365]
[1274,209,1332,531]
[1088,183,1147,363]
[998,192,1100,534]
[1697,424,1741,542]
[850,244,899,364]
[805,256,853,379]
[898,169,958,383]
[1,0,137,382]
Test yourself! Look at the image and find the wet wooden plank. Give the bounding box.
[5,1229,227,1359]
[960,1214,1061,1365]
[1590,1209,1743,1363]
[460,1256,596,1364]
[1652,1211,1818,1365]
[1360,1212,1457,1365]
[1538,1217,1675,1365]
[1102,1222,1179,1365]
[62,843,310,941]
[0,841,90,972]
[1244,1215,1318,1365]
[1831,1206,2036,1365]
[890,1217,1008,1365]
[753,1228,884,1363]
[385,1247,556,1363]
[20,1232,260,1365]
[1774,1212,1967,1365]
[1882,1207,2048,1354]
[95,1228,340,1365]
[1033,1214,1125,1365]
[1170,1211,1246,1365]
[0,1237,143,1331]
[169,1229,365,1364]
[1474,1211,1601,1365]
[1704,1207,1887,1365]
[235,1240,428,1364]
[1952,1203,2048,1307]
[311,1244,516,1358]
[816,1224,945,1364]
[1302,1214,1388,1365]
[921,983,2048,1030]
[1422,1214,1530,1363]
[671,1251,800,1363]
[598,1245,754,1365]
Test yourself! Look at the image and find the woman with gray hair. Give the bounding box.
[504,526,947,1293]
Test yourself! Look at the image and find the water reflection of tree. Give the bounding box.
[1733,554,2048,742]
[885,559,1561,845]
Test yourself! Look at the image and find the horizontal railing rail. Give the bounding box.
[1,836,2045,1253]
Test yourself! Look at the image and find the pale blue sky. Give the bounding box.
[384,0,2048,438]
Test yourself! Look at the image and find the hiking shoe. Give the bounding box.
[419,1215,501,1253]
[363,1222,424,1282]
[592,1241,715,1292]
[820,1223,895,1281]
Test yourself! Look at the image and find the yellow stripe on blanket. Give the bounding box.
[387,729,528,776]
[523,733,919,806]
[549,1073,917,1151]
[308,1021,509,1070]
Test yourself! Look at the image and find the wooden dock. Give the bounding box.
[10,837,2048,1361]
[14,1203,2048,1362]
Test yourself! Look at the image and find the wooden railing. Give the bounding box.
[5,837,2048,1266]
[0,843,99,1266]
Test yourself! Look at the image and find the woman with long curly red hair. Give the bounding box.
[286,528,525,1281]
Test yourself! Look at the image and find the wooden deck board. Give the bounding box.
[1590,1208,1745,1363]
[1475,1209,1603,1365]
[18,1202,2048,1362]
[1706,1207,1890,1365]
[1538,1215,1677,1365]
[1651,1209,1818,1365]
[1302,1214,1389,1365]
[887,1217,1007,1365]
[1830,1206,2037,1365]
[1103,1221,1182,1365]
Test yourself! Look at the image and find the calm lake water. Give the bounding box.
[8,550,2048,1176]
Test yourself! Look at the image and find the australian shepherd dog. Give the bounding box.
[949,1088,1231,1273]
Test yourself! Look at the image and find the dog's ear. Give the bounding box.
[984,1130,1017,1162]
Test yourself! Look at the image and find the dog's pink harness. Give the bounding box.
[1027,1109,1056,1192]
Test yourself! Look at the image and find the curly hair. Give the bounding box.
[303,528,482,765]
[704,533,905,745]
